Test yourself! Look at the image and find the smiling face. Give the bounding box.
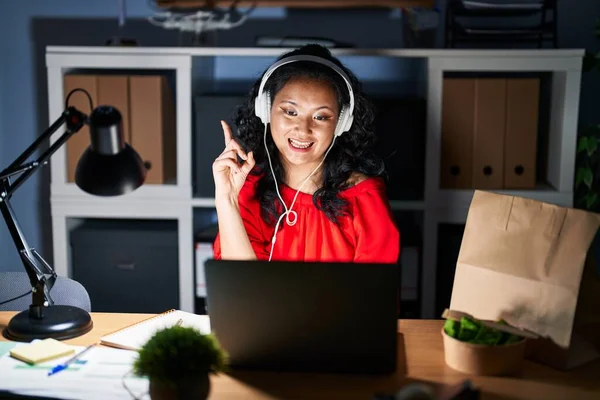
[269,77,339,182]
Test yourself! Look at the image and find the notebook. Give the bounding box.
[100,309,211,351]
[9,338,75,365]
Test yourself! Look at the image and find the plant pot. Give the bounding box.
[149,374,211,400]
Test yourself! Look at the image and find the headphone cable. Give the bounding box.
[264,124,337,261]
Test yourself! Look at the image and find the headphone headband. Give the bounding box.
[257,55,355,116]
[254,54,355,137]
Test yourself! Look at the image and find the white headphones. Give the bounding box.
[254,54,356,261]
[254,54,355,137]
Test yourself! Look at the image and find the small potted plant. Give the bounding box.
[133,326,228,400]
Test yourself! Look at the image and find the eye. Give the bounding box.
[281,107,297,116]
[314,115,333,121]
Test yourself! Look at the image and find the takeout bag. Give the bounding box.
[449,190,600,370]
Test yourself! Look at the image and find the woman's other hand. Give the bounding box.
[212,120,255,202]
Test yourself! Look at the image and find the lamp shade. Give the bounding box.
[75,106,146,196]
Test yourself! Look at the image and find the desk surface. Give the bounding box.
[1,312,599,400]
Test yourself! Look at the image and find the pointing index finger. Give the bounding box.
[221,120,233,146]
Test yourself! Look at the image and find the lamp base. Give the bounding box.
[4,305,93,342]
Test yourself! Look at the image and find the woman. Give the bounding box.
[212,44,399,263]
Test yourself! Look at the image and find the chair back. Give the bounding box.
[0,272,91,312]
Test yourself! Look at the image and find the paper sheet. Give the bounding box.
[0,342,16,357]
[0,344,149,400]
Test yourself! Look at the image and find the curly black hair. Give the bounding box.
[234,44,385,226]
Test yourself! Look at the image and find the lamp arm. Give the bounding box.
[3,112,68,176]
[0,106,87,318]
[0,162,41,182]
[1,107,87,198]
[0,197,56,312]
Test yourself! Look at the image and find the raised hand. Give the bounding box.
[212,120,255,202]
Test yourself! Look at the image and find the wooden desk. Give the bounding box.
[1,312,599,400]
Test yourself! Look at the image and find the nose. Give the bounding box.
[294,116,312,137]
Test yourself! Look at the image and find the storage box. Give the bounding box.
[70,219,179,313]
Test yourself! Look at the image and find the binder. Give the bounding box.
[504,78,539,189]
[97,76,131,143]
[129,76,177,184]
[472,78,506,189]
[440,77,539,190]
[441,78,475,189]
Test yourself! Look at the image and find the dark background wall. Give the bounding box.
[0,0,599,273]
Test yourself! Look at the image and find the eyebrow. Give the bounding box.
[280,100,334,112]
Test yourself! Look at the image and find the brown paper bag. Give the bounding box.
[449,190,600,370]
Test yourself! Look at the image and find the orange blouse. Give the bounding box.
[213,172,400,263]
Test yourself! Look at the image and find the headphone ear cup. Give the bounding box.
[334,105,353,137]
[254,92,272,125]
[254,93,265,123]
[264,92,272,123]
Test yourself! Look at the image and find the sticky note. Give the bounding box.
[9,338,75,365]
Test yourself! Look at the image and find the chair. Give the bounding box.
[0,272,91,312]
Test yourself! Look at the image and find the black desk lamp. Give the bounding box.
[0,88,146,341]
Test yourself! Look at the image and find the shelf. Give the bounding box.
[51,197,187,219]
[54,187,565,218]
[46,46,584,319]
[432,186,573,223]
[51,183,190,200]
[453,21,554,38]
[191,198,216,208]
[390,200,425,211]
[446,1,557,49]
[450,2,547,17]
[437,185,573,205]
[47,46,583,59]
[191,198,425,211]
[447,34,554,45]
[195,79,426,99]
[155,0,435,8]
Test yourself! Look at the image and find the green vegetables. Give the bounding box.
[444,317,524,346]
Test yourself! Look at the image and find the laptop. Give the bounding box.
[204,260,399,374]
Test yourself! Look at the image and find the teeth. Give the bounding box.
[289,138,312,149]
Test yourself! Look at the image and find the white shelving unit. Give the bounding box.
[46,46,584,318]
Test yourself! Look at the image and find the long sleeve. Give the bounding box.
[214,174,400,263]
[213,175,271,260]
[351,183,400,264]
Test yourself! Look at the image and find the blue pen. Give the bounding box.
[48,343,97,376]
